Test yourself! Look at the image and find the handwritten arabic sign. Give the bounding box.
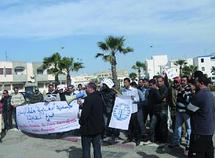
[16,101,80,134]
[109,96,132,130]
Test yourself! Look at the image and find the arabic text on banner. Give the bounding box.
[16,101,80,134]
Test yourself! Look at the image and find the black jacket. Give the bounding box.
[100,88,116,114]
[0,96,11,113]
[79,91,105,136]
[148,85,168,115]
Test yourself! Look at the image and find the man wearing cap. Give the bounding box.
[100,78,118,143]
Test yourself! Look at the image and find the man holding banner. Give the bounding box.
[79,82,104,158]
[121,78,140,146]
[100,78,119,144]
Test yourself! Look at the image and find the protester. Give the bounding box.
[168,76,181,132]
[122,78,140,146]
[187,74,215,158]
[29,88,43,104]
[169,76,192,151]
[65,85,76,96]
[75,84,87,97]
[11,87,26,129]
[79,82,104,158]
[148,79,162,142]
[0,90,12,131]
[47,83,56,94]
[138,79,150,142]
[44,83,60,102]
[156,76,169,144]
[138,79,150,124]
[131,81,148,142]
[100,78,118,144]
[57,85,67,101]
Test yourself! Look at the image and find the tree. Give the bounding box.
[42,52,63,87]
[212,66,215,75]
[174,60,187,76]
[96,36,134,89]
[182,65,197,76]
[132,61,146,79]
[60,57,84,86]
[129,72,137,81]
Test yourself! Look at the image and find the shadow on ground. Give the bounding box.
[137,151,159,158]
[56,146,128,158]
[56,146,82,158]
[23,130,79,139]
[156,145,186,158]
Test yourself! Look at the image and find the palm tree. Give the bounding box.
[129,72,137,81]
[132,61,146,79]
[211,66,215,75]
[174,59,187,76]
[96,36,134,89]
[42,52,63,87]
[60,57,84,86]
[182,65,197,76]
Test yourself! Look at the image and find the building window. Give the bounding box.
[0,68,3,75]
[4,84,11,91]
[201,67,205,71]
[6,68,12,75]
[201,58,204,63]
[15,66,25,75]
[37,69,43,75]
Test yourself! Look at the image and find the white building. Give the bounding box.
[193,55,215,79]
[164,58,194,79]
[145,55,168,79]
[0,61,66,93]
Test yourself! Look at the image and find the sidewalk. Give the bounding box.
[0,129,192,158]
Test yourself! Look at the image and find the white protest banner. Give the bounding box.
[109,96,132,130]
[16,101,80,134]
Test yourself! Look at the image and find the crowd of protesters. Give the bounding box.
[0,70,214,158]
[0,83,86,140]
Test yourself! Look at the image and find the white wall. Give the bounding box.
[194,56,215,77]
[0,61,13,82]
[145,55,168,79]
[26,63,34,82]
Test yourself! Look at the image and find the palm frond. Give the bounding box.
[95,53,105,58]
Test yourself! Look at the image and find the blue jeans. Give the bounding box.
[81,135,102,158]
[172,112,191,146]
[13,108,18,128]
[149,114,158,142]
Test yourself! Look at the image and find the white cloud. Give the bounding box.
[0,0,215,41]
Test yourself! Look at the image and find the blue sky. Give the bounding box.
[0,0,215,74]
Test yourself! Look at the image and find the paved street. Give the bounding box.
[2,130,212,158]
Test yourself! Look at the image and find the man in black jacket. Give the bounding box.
[1,90,12,131]
[79,82,104,158]
[100,78,118,144]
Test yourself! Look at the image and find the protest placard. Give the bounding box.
[16,101,80,134]
[109,96,132,130]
